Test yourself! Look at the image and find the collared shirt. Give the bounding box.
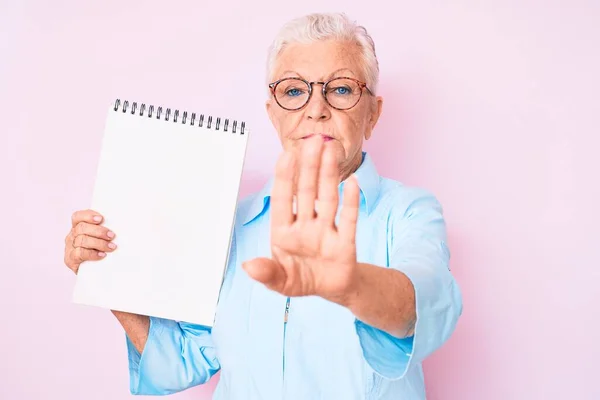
[126,152,463,399]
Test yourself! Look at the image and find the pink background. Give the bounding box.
[1,1,599,399]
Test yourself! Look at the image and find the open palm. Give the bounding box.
[243,137,360,301]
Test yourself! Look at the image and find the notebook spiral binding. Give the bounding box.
[113,99,246,135]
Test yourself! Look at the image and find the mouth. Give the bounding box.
[301,134,334,142]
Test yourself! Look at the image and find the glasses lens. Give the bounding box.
[274,78,310,110]
[325,78,362,110]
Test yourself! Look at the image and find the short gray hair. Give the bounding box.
[266,12,380,94]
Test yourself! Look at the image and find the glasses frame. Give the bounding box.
[268,76,373,111]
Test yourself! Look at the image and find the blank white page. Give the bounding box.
[72,101,248,326]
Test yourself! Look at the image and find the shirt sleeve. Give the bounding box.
[356,189,463,379]
[126,318,220,395]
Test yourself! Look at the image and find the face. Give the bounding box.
[266,39,383,181]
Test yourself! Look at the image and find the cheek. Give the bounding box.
[276,112,302,140]
[337,113,366,144]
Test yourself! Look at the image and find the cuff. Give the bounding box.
[125,317,220,395]
[355,319,414,380]
[126,316,168,395]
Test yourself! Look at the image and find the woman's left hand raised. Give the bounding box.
[243,136,361,304]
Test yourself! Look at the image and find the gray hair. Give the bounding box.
[266,12,380,94]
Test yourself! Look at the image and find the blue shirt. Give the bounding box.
[126,152,462,399]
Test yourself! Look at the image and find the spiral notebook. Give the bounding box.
[72,98,249,325]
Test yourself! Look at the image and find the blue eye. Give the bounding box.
[328,85,352,96]
[286,88,303,97]
[335,87,350,95]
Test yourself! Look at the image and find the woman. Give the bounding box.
[63,12,462,400]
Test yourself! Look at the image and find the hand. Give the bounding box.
[64,210,117,274]
[243,137,360,304]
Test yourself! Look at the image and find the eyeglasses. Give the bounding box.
[268,77,373,111]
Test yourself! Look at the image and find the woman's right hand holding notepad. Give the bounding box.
[64,209,117,274]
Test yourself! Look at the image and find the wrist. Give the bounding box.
[327,262,363,309]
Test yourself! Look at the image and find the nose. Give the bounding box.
[305,84,331,121]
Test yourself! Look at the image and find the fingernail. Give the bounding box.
[107,231,115,238]
[108,243,117,249]
[98,252,106,257]
[93,215,102,222]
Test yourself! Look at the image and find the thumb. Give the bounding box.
[243,257,287,292]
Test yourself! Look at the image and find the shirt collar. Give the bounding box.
[242,151,381,225]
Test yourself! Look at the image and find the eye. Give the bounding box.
[285,88,304,97]
[328,85,352,95]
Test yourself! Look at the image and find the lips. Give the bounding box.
[301,134,334,141]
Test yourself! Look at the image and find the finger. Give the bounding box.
[74,222,115,241]
[271,151,296,228]
[72,209,103,227]
[242,258,287,293]
[316,144,339,227]
[65,231,74,246]
[338,174,360,243]
[73,235,117,252]
[296,136,323,221]
[72,246,107,265]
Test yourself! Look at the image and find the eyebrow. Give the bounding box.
[278,68,358,81]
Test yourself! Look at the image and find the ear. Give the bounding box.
[364,95,383,140]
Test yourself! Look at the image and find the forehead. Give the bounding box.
[273,39,364,80]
